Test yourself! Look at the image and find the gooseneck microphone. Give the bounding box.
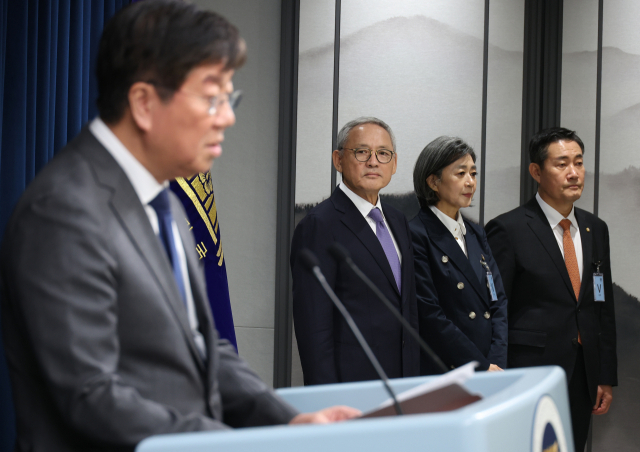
[328,242,449,374]
[298,249,403,416]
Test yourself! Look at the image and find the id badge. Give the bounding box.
[486,272,498,302]
[593,273,605,302]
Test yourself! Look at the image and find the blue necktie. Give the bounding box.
[368,207,402,292]
[149,189,187,305]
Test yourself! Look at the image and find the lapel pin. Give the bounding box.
[586,227,590,232]
[442,256,449,263]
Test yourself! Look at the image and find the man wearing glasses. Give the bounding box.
[291,117,420,385]
[0,2,358,451]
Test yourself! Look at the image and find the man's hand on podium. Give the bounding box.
[488,364,504,372]
[289,406,362,425]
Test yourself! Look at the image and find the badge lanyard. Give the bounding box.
[481,255,498,302]
[593,260,605,302]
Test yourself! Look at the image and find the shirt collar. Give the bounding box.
[535,192,578,229]
[429,205,467,236]
[338,182,385,219]
[89,117,165,205]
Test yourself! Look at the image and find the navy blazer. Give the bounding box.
[290,188,420,385]
[486,198,617,400]
[409,207,508,374]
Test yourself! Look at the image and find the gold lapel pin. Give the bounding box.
[586,227,590,232]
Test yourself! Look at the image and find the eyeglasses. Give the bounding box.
[342,148,396,164]
[200,90,242,116]
[148,81,242,116]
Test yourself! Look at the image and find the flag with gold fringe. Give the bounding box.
[170,172,237,350]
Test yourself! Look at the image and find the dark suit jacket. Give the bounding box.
[409,207,508,375]
[485,197,617,402]
[0,127,297,452]
[290,188,420,385]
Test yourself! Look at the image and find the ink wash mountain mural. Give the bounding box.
[594,283,640,451]
[296,10,524,224]
[561,1,640,445]
[591,47,640,449]
[292,0,525,388]
[294,6,640,448]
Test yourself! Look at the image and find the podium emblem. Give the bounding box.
[531,395,568,452]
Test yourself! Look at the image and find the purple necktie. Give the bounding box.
[368,207,401,292]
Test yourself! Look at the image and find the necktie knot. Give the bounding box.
[368,207,384,224]
[559,219,572,232]
[149,189,171,217]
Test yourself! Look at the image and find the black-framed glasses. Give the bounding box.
[148,81,242,116]
[343,147,396,164]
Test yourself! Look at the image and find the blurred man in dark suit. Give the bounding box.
[0,2,356,451]
[291,117,419,385]
[486,127,617,452]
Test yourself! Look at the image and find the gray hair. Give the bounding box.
[413,136,476,210]
[336,117,396,154]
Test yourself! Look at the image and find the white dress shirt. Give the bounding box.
[338,183,402,263]
[536,192,583,280]
[429,205,468,257]
[89,117,206,356]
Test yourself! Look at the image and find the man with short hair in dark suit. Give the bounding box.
[485,127,617,452]
[290,117,420,385]
[0,2,357,451]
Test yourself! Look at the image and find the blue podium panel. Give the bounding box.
[137,366,573,452]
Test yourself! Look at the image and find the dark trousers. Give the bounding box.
[568,346,592,452]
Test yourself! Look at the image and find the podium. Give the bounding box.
[136,366,573,452]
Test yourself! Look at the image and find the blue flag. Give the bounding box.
[170,173,237,350]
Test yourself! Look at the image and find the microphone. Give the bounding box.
[328,242,449,374]
[298,249,404,416]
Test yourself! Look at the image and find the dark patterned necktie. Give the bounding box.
[149,189,187,305]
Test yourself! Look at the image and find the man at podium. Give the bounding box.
[0,2,358,451]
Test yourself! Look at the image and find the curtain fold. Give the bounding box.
[0,0,129,238]
[0,2,131,450]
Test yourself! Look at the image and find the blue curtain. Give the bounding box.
[0,1,131,450]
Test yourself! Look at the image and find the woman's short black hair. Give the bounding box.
[413,136,476,210]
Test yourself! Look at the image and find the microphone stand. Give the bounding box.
[299,249,403,416]
[328,242,449,374]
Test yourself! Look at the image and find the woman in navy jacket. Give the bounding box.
[409,136,508,375]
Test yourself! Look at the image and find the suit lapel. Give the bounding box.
[385,208,410,260]
[85,132,206,371]
[332,189,400,296]
[418,209,487,304]
[575,209,593,306]
[174,201,212,336]
[174,200,217,386]
[113,189,206,371]
[525,198,577,302]
[465,226,486,286]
